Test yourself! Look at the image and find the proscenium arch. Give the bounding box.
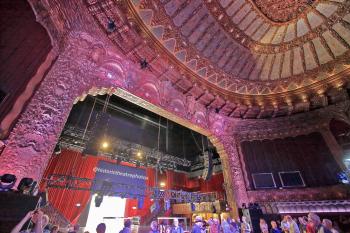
[76,87,239,216]
[0,32,247,218]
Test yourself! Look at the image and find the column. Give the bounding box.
[0,32,109,183]
[320,127,346,170]
[211,135,249,217]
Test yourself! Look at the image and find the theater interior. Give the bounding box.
[1,0,350,232]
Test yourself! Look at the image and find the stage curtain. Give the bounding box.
[41,149,111,224]
[240,132,341,189]
[42,149,225,223]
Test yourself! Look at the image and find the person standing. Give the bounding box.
[260,219,269,233]
[231,219,240,233]
[11,210,50,233]
[322,219,338,233]
[209,218,220,233]
[150,220,160,233]
[241,216,251,233]
[171,218,184,233]
[68,225,80,233]
[307,213,331,233]
[192,216,204,233]
[51,225,59,233]
[221,219,232,233]
[286,216,300,233]
[120,219,132,233]
[270,221,282,233]
[96,223,106,233]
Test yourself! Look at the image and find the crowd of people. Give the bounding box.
[195,213,340,233]
[10,210,344,233]
[259,213,340,233]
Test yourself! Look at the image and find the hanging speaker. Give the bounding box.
[202,149,213,180]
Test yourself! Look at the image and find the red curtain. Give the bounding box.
[41,149,225,224]
[41,149,100,223]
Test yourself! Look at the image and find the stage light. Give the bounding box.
[17,177,34,194]
[54,144,61,155]
[137,151,142,158]
[0,174,17,191]
[107,19,116,32]
[140,58,149,69]
[95,194,104,207]
[101,141,109,149]
[160,182,166,188]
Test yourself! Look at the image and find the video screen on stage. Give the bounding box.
[92,160,147,198]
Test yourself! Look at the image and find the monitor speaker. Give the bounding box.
[0,192,41,233]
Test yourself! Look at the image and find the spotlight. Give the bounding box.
[95,194,104,207]
[54,144,61,155]
[159,182,166,188]
[0,174,17,192]
[107,19,116,32]
[137,151,142,158]
[140,58,149,69]
[101,141,109,149]
[17,178,34,194]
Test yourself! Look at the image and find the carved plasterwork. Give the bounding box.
[228,100,350,141]
[1,0,350,210]
[0,27,248,208]
[125,0,350,83]
[222,100,350,202]
[82,0,350,119]
[247,185,349,203]
[252,0,316,22]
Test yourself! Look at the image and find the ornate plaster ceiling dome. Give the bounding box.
[86,0,350,118]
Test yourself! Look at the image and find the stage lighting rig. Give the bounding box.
[54,144,61,155]
[17,177,34,194]
[107,18,116,32]
[95,193,104,207]
[140,58,149,69]
[0,174,17,191]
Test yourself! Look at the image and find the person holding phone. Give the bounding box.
[11,209,50,233]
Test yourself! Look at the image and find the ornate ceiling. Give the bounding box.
[85,0,350,118]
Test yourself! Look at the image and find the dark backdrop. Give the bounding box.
[241,132,341,189]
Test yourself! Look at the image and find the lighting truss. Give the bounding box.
[59,126,192,168]
[43,174,216,203]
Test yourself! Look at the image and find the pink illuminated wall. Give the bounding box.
[0,28,248,206]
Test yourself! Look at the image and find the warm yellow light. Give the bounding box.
[101,141,109,149]
[137,151,142,158]
[160,182,166,187]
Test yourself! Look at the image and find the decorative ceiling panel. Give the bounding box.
[85,0,350,118]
